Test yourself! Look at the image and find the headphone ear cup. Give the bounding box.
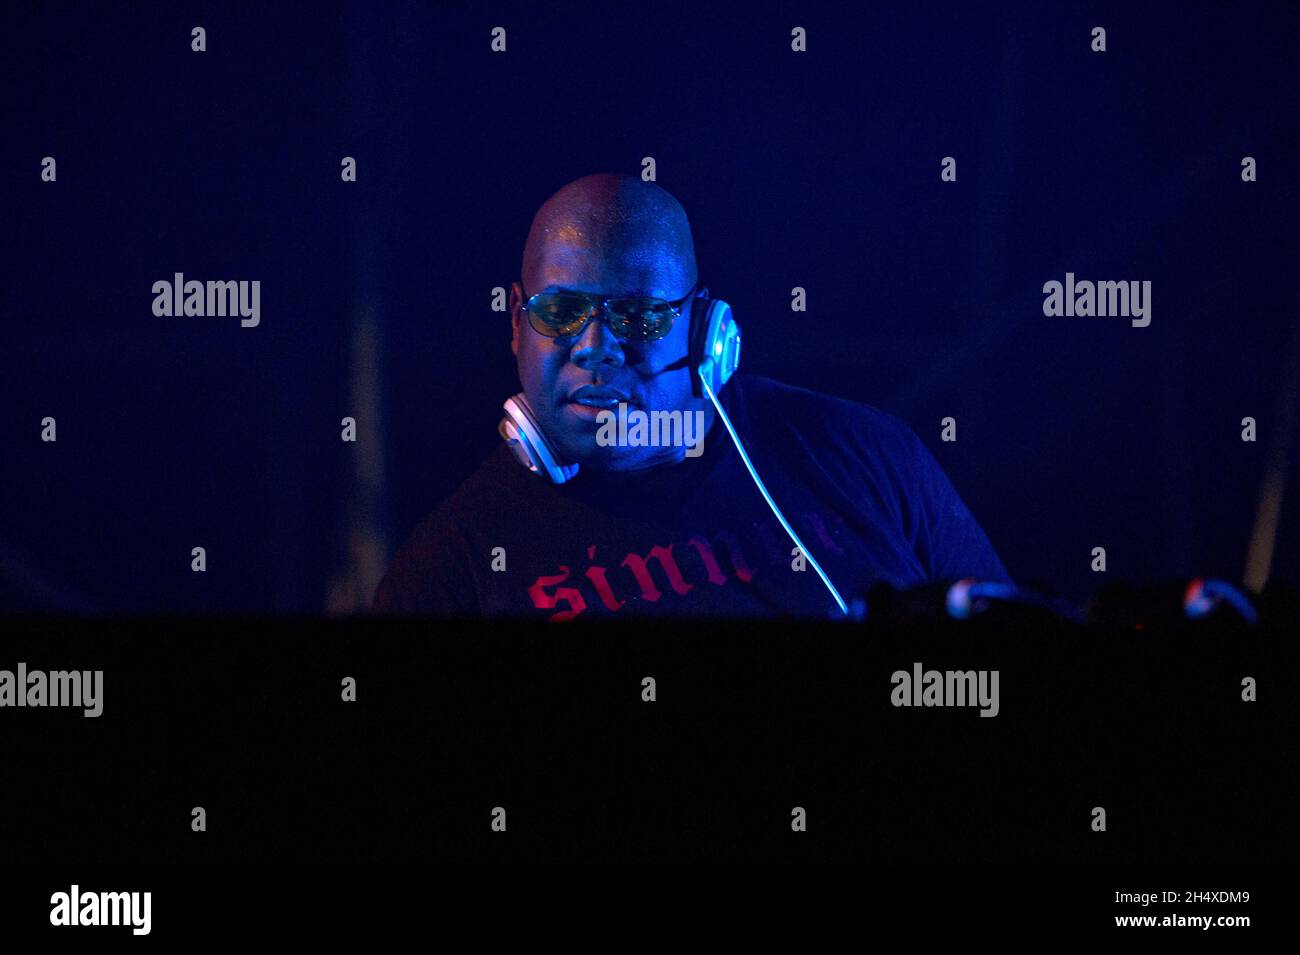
[500,394,579,484]
[711,301,740,392]
[689,298,741,398]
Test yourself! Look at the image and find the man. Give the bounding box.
[374,173,1009,619]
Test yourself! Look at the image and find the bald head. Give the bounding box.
[521,173,697,300]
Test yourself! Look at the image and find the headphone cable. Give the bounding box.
[699,368,851,616]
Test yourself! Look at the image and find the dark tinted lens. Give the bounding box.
[606,299,675,342]
[527,293,595,336]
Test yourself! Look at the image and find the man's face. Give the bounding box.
[510,236,709,471]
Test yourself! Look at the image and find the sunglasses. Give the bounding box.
[520,283,698,343]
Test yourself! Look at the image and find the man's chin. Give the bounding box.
[549,402,675,471]
[550,422,638,472]
[555,433,621,469]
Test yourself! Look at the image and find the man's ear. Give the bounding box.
[510,281,524,357]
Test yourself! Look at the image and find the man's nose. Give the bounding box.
[570,311,626,370]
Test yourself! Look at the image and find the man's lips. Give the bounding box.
[565,385,637,410]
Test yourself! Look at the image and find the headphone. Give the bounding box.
[498,292,741,484]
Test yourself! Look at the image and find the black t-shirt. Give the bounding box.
[373,374,1010,619]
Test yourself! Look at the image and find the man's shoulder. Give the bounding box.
[730,375,1010,585]
[405,443,521,541]
[731,374,925,459]
[372,444,520,613]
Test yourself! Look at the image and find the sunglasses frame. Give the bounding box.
[519,281,699,343]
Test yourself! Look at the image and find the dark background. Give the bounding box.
[4,0,1298,614]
